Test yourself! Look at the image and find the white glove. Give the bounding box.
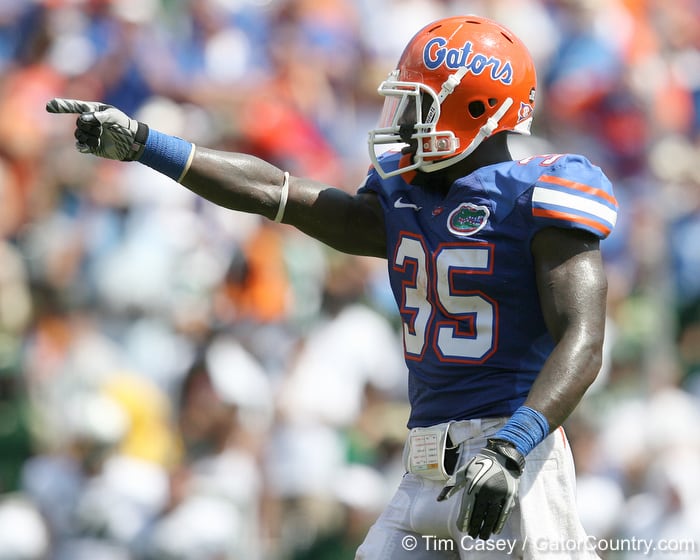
[46,98,148,161]
[437,438,524,540]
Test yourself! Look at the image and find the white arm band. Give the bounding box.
[274,171,290,223]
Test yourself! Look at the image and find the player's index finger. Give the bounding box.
[45,98,101,114]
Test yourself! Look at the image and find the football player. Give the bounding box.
[47,15,615,559]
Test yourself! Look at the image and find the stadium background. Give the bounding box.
[0,0,699,558]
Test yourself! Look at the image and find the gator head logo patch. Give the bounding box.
[447,203,490,236]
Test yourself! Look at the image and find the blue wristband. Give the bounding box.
[138,129,194,182]
[492,406,550,457]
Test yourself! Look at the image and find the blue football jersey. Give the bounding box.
[359,151,618,428]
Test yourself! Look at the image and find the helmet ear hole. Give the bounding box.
[468,101,486,118]
[468,98,499,119]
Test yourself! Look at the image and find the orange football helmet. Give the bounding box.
[368,15,537,178]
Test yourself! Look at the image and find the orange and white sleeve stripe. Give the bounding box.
[531,174,618,238]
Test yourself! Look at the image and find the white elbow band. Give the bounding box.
[274,171,290,223]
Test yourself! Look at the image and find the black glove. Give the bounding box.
[437,438,524,540]
[46,98,148,161]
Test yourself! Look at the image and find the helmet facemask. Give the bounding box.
[368,71,460,179]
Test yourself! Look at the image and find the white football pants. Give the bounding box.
[355,418,600,559]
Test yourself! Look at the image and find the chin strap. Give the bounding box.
[419,97,513,173]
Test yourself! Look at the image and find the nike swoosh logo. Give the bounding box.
[467,457,494,494]
[394,197,422,211]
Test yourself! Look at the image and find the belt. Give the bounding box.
[447,417,509,447]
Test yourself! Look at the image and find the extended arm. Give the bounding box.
[182,148,386,257]
[45,98,387,258]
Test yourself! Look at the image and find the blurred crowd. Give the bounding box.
[0,0,699,558]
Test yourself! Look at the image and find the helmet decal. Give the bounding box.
[517,102,533,123]
[423,38,513,85]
